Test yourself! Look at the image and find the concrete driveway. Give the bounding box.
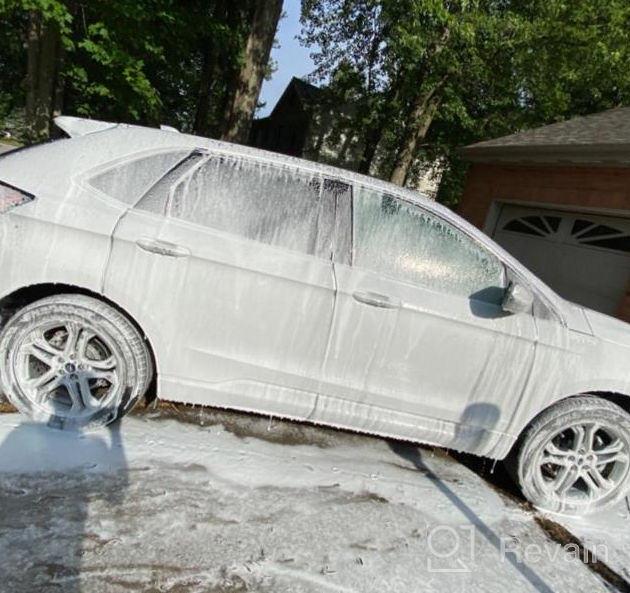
[0,407,626,592]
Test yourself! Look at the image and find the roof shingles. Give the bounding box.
[461,106,630,164]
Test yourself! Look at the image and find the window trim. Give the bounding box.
[329,178,353,265]
[134,149,206,214]
[164,150,210,217]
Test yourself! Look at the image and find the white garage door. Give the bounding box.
[492,205,630,315]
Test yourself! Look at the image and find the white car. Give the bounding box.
[1,116,629,515]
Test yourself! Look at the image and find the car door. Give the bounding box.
[315,185,538,452]
[105,150,338,420]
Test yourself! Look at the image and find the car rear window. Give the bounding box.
[89,150,191,206]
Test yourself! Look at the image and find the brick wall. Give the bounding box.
[458,162,630,321]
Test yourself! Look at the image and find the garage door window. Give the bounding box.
[503,215,561,238]
[354,187,505,299]
[503,212,630,254]
[571,219,630,253]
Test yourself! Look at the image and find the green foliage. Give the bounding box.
[301,0,630,206]
[0,0,72,33]
[0,9,26,129]
[66,10,165,121]
[0,0,265,134]
[2,0,629,206]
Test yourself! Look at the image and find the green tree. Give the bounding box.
[433,0,630,206]
[301,0,390,172]
[0,0,74,140]
[302,0,520,185]
[0,0,284,142]
[301,0,630,204]
[0,9,27,130]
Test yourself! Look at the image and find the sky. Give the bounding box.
[258,0,316,117]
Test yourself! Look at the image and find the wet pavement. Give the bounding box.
[1,407,625,592]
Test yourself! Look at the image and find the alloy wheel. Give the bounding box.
[15,320,122,418]
[535,422,630,505]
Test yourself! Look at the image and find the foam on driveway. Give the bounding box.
[553,502,630,586]
[0,411,615,592]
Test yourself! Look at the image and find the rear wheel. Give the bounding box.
[0,294,152,430]
[517,396,630,515]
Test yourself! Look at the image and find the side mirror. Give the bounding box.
[502,282,534,315]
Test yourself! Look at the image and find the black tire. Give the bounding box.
[0,294,152,430]
[517,396,630,515]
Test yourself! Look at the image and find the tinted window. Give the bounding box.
[168,155,335,258]
[89,150,190,206]
[354,187,504,298]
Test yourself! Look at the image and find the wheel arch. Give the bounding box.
[508,390,630,458]
[0,282,158,403]
[588,391,630,416]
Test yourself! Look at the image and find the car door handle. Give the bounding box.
[352,291,401,309]
[135,237,190,258]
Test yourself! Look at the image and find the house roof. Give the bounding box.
[269,77,322,118]
[460,106,630,165]
[290,77,321,104]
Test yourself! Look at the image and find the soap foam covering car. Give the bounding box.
[1,116,630,516]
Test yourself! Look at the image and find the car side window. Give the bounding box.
[89,150,190,206]
[167,154,336,259]
[353,187,505,301]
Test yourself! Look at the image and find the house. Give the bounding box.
[249,77,322,158]
[459,107,630,322]
[250,77,368,167]
[250,77,442,196]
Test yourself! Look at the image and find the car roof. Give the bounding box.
[1,116,468,223]
[80,119,436,208]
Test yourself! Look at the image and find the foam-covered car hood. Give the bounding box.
[582,307,630,348]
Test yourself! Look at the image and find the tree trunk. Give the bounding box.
[25,11,65,141]
[357,122,383,174]
[388,27,451,186]
[221,0,284,144]
[388,86,443,186]
[193,0,228,136]
[337,127,354,163]
[357,68,406,175]
[193,44,217,136]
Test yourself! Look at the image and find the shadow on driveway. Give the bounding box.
[390,441,554,593]
[0,421,128,592]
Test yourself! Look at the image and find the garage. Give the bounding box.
[492,205,630,315]
[458,106,630,321]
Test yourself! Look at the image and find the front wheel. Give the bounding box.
[0,294,152,430]
[517,396,630,515]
